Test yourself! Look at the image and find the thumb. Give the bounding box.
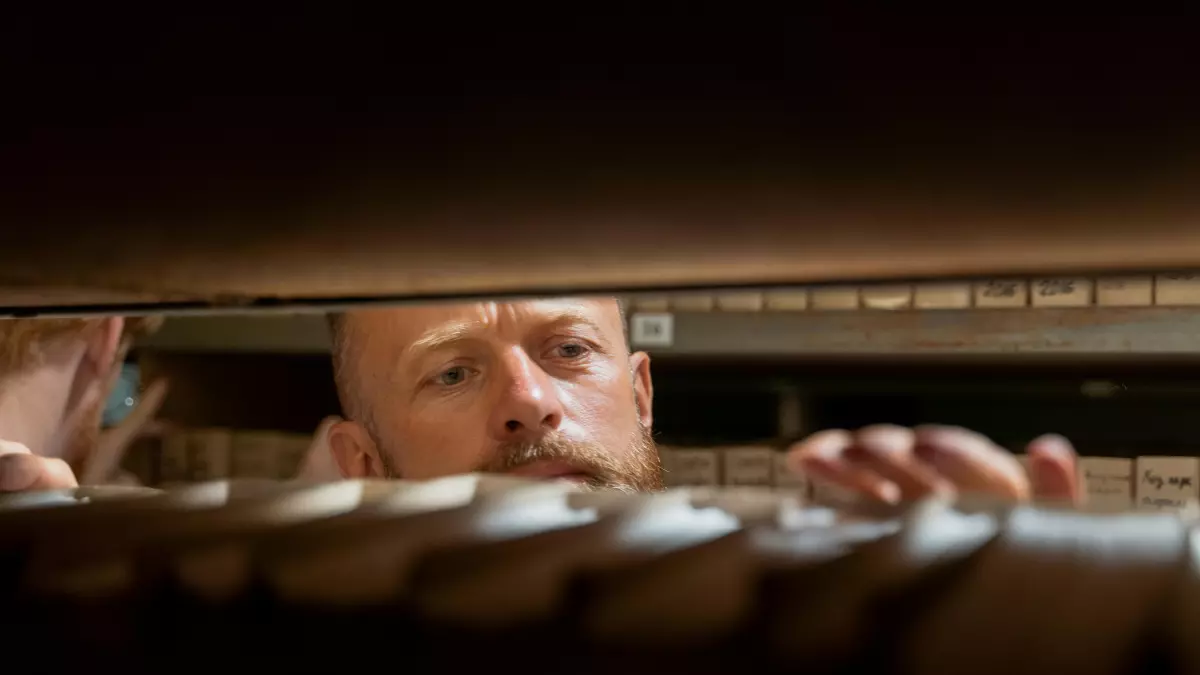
[1026,434,1082,505]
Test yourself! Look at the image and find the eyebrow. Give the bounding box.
[407,320,479,355]
[405,308,611,356]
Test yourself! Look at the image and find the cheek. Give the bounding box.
[387,398,492,480]
[561,369,638,448]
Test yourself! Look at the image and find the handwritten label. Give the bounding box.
[1096,277,1153,307]
[1031,278,1092,307]
[773,452,808,493]
[914,283,971,309]
[1135,456,1199,512]
[1079,457,1133,512]
[809,287,860,311]
[668,449,719,486]
[722,447,775,486]
[630,313,674,348]
[974,280,1028,308]
[1155,274,1200,306]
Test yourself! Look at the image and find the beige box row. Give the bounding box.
[156,428,313,485]
[629,274,1200,312]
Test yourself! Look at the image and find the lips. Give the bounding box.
[505,460,592,482]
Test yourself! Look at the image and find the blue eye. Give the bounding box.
[438,366,470,386]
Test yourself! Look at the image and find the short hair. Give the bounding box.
[0,316,161,376]
[327,312,358,420]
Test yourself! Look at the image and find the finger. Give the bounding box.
[849,425,955,500]
[0,440,33,457]
[0,455,78,492]
[0,454,40,491]
[1026,434,1081,505]
[83,377,170,484]
[27,457,78,490]
[914,425,1030,501]
[787,429,901,504]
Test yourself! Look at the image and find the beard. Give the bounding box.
[478,423,663,493]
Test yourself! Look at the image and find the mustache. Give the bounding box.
[481,434,619,479]
[478,429,661,493]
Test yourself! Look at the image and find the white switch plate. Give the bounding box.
[630,313,674,348]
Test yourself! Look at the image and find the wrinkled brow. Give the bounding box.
[406,308,612,356]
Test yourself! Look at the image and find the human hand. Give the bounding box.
[0,439,79,492]
[79,377,169,485]
[786,424,1080,505]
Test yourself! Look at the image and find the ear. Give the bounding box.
[629,351,654,428]
[328,419,389,479]
[83,317,125,379]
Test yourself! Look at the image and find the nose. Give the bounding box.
[487,347,565,443]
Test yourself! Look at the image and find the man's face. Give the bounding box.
[328,297,662,491]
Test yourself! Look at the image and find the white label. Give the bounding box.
[1135,456,1200,512]
[772,452,808,493]
[669,449,719,486]
[1155,273,1200,306]
[860,285,913,310]
[1096,277,1153,307]
[913,283,972,309]
[1031,278,1092,307]
[1079,457,1133,512]
[630,313,674,348]
[974,279,1029,308]
[722,447,774,486]
[669,294,715,312]
[809,287,860,310]
[715,292,765,312]
[764,289,808,311]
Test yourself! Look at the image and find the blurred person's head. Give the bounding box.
[0,317,160,471]
[327,297,661,491]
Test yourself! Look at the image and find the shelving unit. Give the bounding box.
[141,307,1200,357]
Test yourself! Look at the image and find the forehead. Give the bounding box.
[343,297,624,352]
